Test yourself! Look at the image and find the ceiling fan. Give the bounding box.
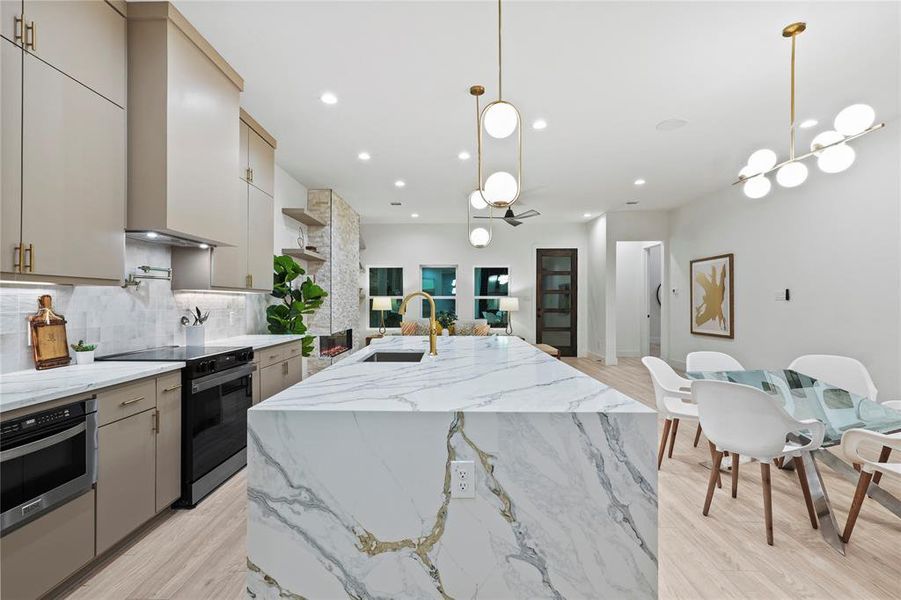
[474,206,540,227]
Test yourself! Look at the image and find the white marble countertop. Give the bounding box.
[256,335,653,413]
[208,334,305,351]
[0,361,185,414]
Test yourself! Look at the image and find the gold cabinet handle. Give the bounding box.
[282,361,288,375]
[24,20,35,50]
[162,384,181,392]
[24,243,33,272]
[119,396,144,407]
[13,16,23,43]
[13,244,23,273]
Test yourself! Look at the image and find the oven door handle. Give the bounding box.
[0,421,87,463]
[190,363,255,395]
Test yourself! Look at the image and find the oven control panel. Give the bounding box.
[187,348,253,379]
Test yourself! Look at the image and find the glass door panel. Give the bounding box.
[536,249,578,357]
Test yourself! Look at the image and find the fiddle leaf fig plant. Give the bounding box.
[266,255,327,357]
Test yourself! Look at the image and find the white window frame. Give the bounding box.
[420,264,457,319]
[367,266,404,330]
[473,265,510,328]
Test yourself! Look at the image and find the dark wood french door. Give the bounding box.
[536,248,578,357]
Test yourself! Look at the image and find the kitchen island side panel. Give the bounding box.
[246,409,658,599]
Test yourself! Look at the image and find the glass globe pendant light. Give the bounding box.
[734,22,885,197]
[470,0,523,212]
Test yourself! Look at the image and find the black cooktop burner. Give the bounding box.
[98,345,249,363]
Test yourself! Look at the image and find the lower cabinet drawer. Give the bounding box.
[259,345,287,369]
[0,490,95,600]
[97,377,157,426]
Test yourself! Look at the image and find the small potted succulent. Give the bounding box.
[70,340,97,365]
[435,310,457,336]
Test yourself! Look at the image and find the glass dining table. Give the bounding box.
[686,368,901,554]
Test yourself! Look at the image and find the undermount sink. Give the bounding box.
[362,351,425,363]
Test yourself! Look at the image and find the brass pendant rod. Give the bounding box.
[732,122,885,185]
[497,0,503,100]
[790,32,797,159]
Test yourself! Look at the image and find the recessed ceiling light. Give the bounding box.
[656,118,688,131]
[358,152,371,161]
[532,119,548,130]
[411,213,419,218]
[799,118,818,129]
[583,213,592,218]
[634,178,646,186]
[394,180,406,188]
[320,92,338,105]
[458,151,471,160]
[198,243,209,249]
[626,200,640,205]
[146,232,158,239]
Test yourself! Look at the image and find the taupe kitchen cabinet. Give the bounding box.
[155,372,182,511]
[240,108,277,197]
[257,341,303,402]
[1,0,22,46]
[247,185,275,289]
[0,1,126,284]
[0,490,95,600]
[127,2,243,246]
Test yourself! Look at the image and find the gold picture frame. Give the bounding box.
[690,254,734,339]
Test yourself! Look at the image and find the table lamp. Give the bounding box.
[499,297,519,335]
[372,297,392,334]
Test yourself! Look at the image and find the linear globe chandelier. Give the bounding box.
[735,22,885,199]
[467,0,522,248]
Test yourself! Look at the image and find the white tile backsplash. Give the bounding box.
[0,240,271,373]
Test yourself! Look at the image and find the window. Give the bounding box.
[421,266,456,318]
[368,267,403,328]
[474,267,509,327]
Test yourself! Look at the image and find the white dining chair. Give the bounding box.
[642,356,702,471]
[693,379,826,545]
[840,428,901,543]
[788,354,878,402]
[685,351,745,446]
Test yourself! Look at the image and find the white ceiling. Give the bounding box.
[174,1,900,223]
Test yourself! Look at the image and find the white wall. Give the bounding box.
[360,223,590,355]
[615,242,646,356]
[668,124,901,399]
[585,215,607,359]
[273,165,309,255]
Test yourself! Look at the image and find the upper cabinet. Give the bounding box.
[126,2,244,246]
[240,109,276,197]
[171,110,275,292]
[1,1,126,284]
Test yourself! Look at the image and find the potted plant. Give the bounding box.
[435,310,457,336]
[266,255,327,357]
[70,340,97,365]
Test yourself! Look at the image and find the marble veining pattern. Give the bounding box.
[258,335,652,414]
[0,361,185,413]
[209,334,306,351]
[246,408,657,599]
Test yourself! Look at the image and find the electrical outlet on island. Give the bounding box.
[450,460,475,499]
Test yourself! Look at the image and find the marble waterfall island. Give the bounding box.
[247,336,658,599]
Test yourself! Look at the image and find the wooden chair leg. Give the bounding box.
[667,418,680,458]
[708,441,723,488]
[731,453,740,498]
[842,470,874,543]
[658,419,672,470]
[873,446,891,485]
[761,462,774,545]
[693,423,702,447]
[793,456,818,530]
[703,450,724,516]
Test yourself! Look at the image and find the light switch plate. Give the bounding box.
[450,460,475,499]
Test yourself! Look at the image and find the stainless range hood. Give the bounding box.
[125,230,215,249]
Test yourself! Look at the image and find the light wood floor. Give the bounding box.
[57,357,901,600]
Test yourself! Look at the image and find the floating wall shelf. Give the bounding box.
[281,208,326,227]
[282,248,326,262]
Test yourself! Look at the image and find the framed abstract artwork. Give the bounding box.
[690,253,734,338]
